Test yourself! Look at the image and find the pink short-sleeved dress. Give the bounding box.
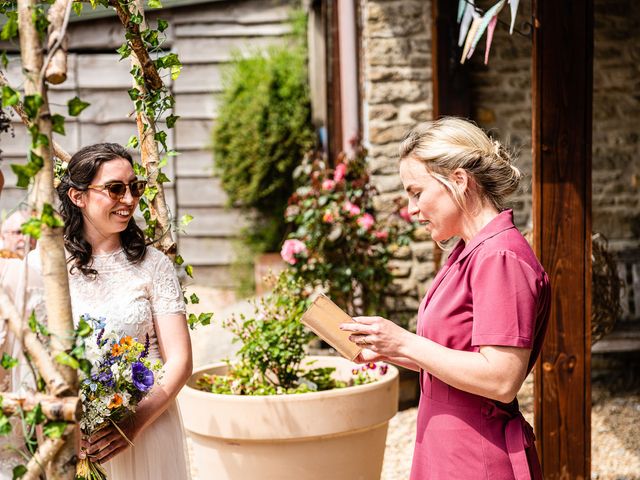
[410,210,550,480]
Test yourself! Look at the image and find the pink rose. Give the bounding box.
[333,163,347,183]
[344,201,361,216]
[322,179,336,191]
[322,212,334,223]
[399,206,412,223]
[280,239,308,265]
[357,213,375,230]
[374,230,389,240]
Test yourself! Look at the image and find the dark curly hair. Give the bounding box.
[57,143,146,276]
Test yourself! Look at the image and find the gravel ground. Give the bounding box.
[381,367,640,480]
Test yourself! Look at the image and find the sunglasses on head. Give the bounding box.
[87,180,148,200]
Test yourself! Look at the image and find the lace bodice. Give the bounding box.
[68,247,185,361]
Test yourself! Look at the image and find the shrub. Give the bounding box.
[212,12,315,253]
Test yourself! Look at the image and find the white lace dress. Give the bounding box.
[0,247,190,480]
[69,247,190,480]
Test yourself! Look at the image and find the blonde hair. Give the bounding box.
[399,117,521,212]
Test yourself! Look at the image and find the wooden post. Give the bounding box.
[531,1,593,478]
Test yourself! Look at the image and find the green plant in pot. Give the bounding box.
[179,269,399,480]
[195,271,382,396]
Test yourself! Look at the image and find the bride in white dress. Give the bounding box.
[56,143,192,479]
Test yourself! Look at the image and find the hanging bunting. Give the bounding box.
[508,0,520,34]
[457,0,467,23]
[484,15,498,64]
[469,0,506,55]
[458,1,475,47]
[460,13,481,64]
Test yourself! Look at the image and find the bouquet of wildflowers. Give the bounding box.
[76,315,162,480]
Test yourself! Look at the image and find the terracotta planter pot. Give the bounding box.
[179,356,399,480]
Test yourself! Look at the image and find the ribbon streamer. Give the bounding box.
[508,0,520,34]
[470,0,506,54]
[458,1,475,47]
[457,0,466,23]
[484,15,498,64]
[461,13,481,63]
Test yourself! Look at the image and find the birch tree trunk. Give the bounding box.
[17,0,77,477]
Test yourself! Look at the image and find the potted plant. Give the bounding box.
[178,272,399,480]
[281,146,415,315]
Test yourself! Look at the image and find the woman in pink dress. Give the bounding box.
[342,117,550,479]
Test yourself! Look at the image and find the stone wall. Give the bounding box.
[360,0,434,325]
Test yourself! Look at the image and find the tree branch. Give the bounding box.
[0,290,72,396]
[110,0,163,91]
[22,426,73,480]
[0,70,72,163]
[0,392,81,422]
[43,0,73,85]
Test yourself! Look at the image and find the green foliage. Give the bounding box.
[196,271,379,395]
[282,148,416,315]
[212,11,315,253]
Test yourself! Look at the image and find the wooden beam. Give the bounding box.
[531,1,593,478]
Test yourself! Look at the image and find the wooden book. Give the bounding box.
[301,294,362,361]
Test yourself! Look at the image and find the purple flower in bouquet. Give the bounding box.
[132,361,154,392]
[94,370,115,389]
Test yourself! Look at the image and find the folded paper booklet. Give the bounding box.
[301,294,362,361]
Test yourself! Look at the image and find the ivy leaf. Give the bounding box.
[166,114,179,129]
[28,311,49,336]
[157,19,168,32]
[12,464,27,479]
[1,51,8,69]
[189,293,200,304]
[25,403,45,426]
[41,203,64,228]
[1,353,18,370]
[127,88,140,101]
[67,96,90,116]
[20,217,42,240]
[1,86,20,107]
[116,43,132,60]
[72,2,83,16]
[198,312,213,327]
[43,421,67,439]
[54,352,79,370]
[147,0,162,8]
[185,264,193,278]
[23,94,43,119]
[174,254,184,266]
[76,317,93,338]
[0,413,11,436]
[144,185,158,202]
[0,12,18,41]
[180,214,193,226]
[51,114,65,135]
[154,131,167,150]
[156,171,170,184]
[79,359,92,377]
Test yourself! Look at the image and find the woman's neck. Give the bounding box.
[459,203,500,244]
[83,227,121,255]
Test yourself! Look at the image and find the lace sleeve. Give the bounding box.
[150,251,186,317]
